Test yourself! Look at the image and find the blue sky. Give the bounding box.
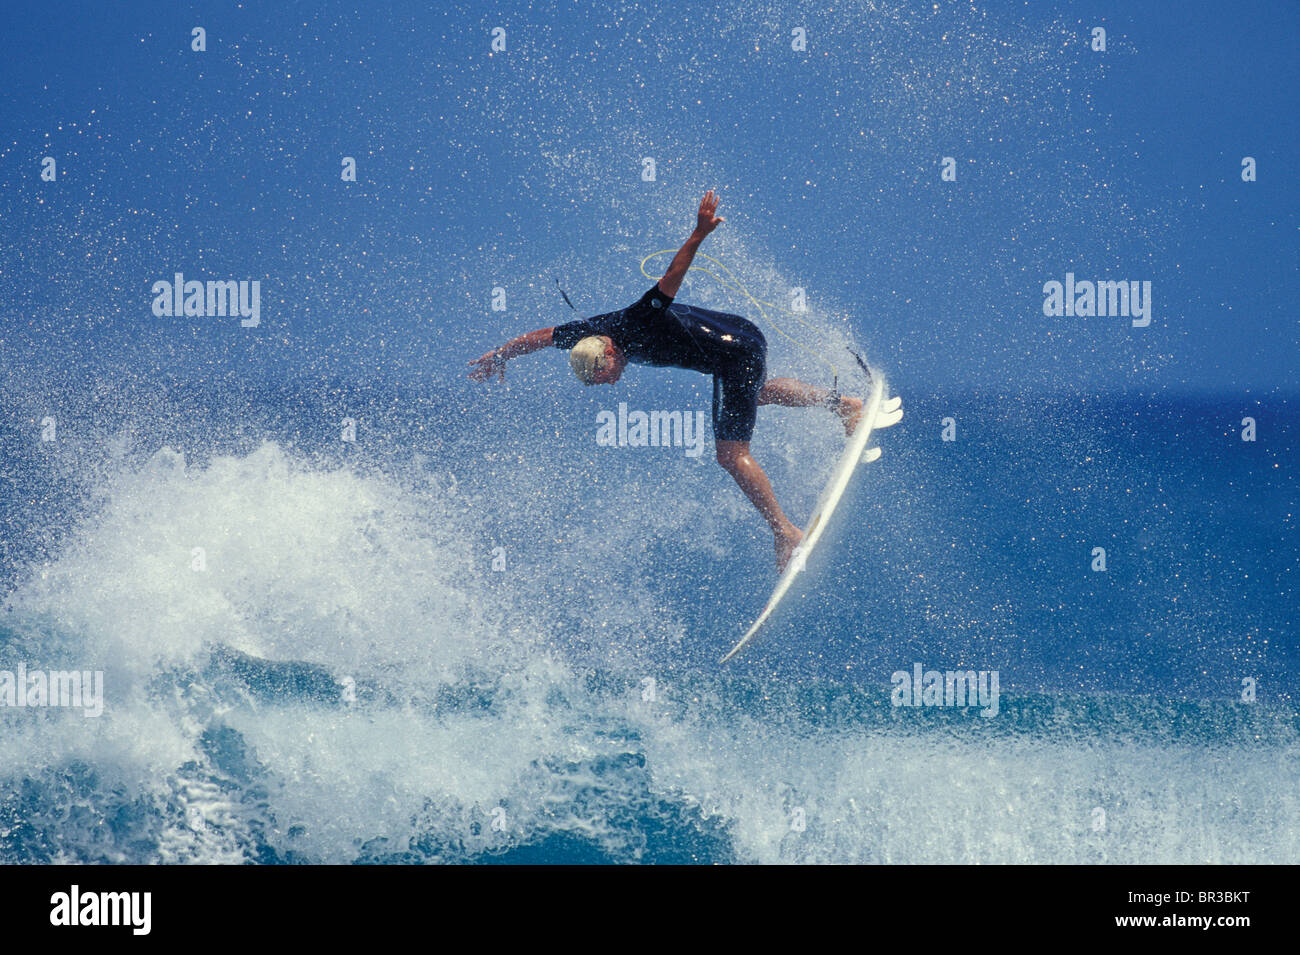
[1,0,1295,398]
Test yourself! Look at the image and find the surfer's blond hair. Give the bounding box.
[569,336,608,385]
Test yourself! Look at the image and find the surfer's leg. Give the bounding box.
[714,362,802,572]
[757,378,865,435]
[715,439,803,572]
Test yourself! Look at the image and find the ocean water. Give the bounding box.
[0,0,1295,864]
[0,382,1294,864]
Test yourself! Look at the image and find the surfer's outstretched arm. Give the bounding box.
[657,190,725,299]
[468,327,555,381]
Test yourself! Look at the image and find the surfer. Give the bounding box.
[468,190,867,572]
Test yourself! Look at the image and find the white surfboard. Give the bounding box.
[720,375,896,663]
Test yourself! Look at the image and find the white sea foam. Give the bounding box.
[1,439,1295,863]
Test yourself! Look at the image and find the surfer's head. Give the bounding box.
[570,335,625,385]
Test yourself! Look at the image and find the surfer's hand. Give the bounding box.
[696,189,724,236]
[468,350,506,382]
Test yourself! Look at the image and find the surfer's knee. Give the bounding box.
[715,440,748,472]
[756,378,788,405]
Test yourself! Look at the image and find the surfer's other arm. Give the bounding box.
[657,190,725,299]
[468,327,555,382]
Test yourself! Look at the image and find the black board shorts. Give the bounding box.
[667,303,767,443]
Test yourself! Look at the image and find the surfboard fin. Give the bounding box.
[874,404,903,430]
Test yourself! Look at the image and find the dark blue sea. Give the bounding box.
[0,380,1294,864]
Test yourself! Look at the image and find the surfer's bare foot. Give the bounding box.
[775,524,803,573]
[836,395,866,436]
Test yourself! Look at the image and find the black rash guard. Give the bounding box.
[552,284,768,442]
